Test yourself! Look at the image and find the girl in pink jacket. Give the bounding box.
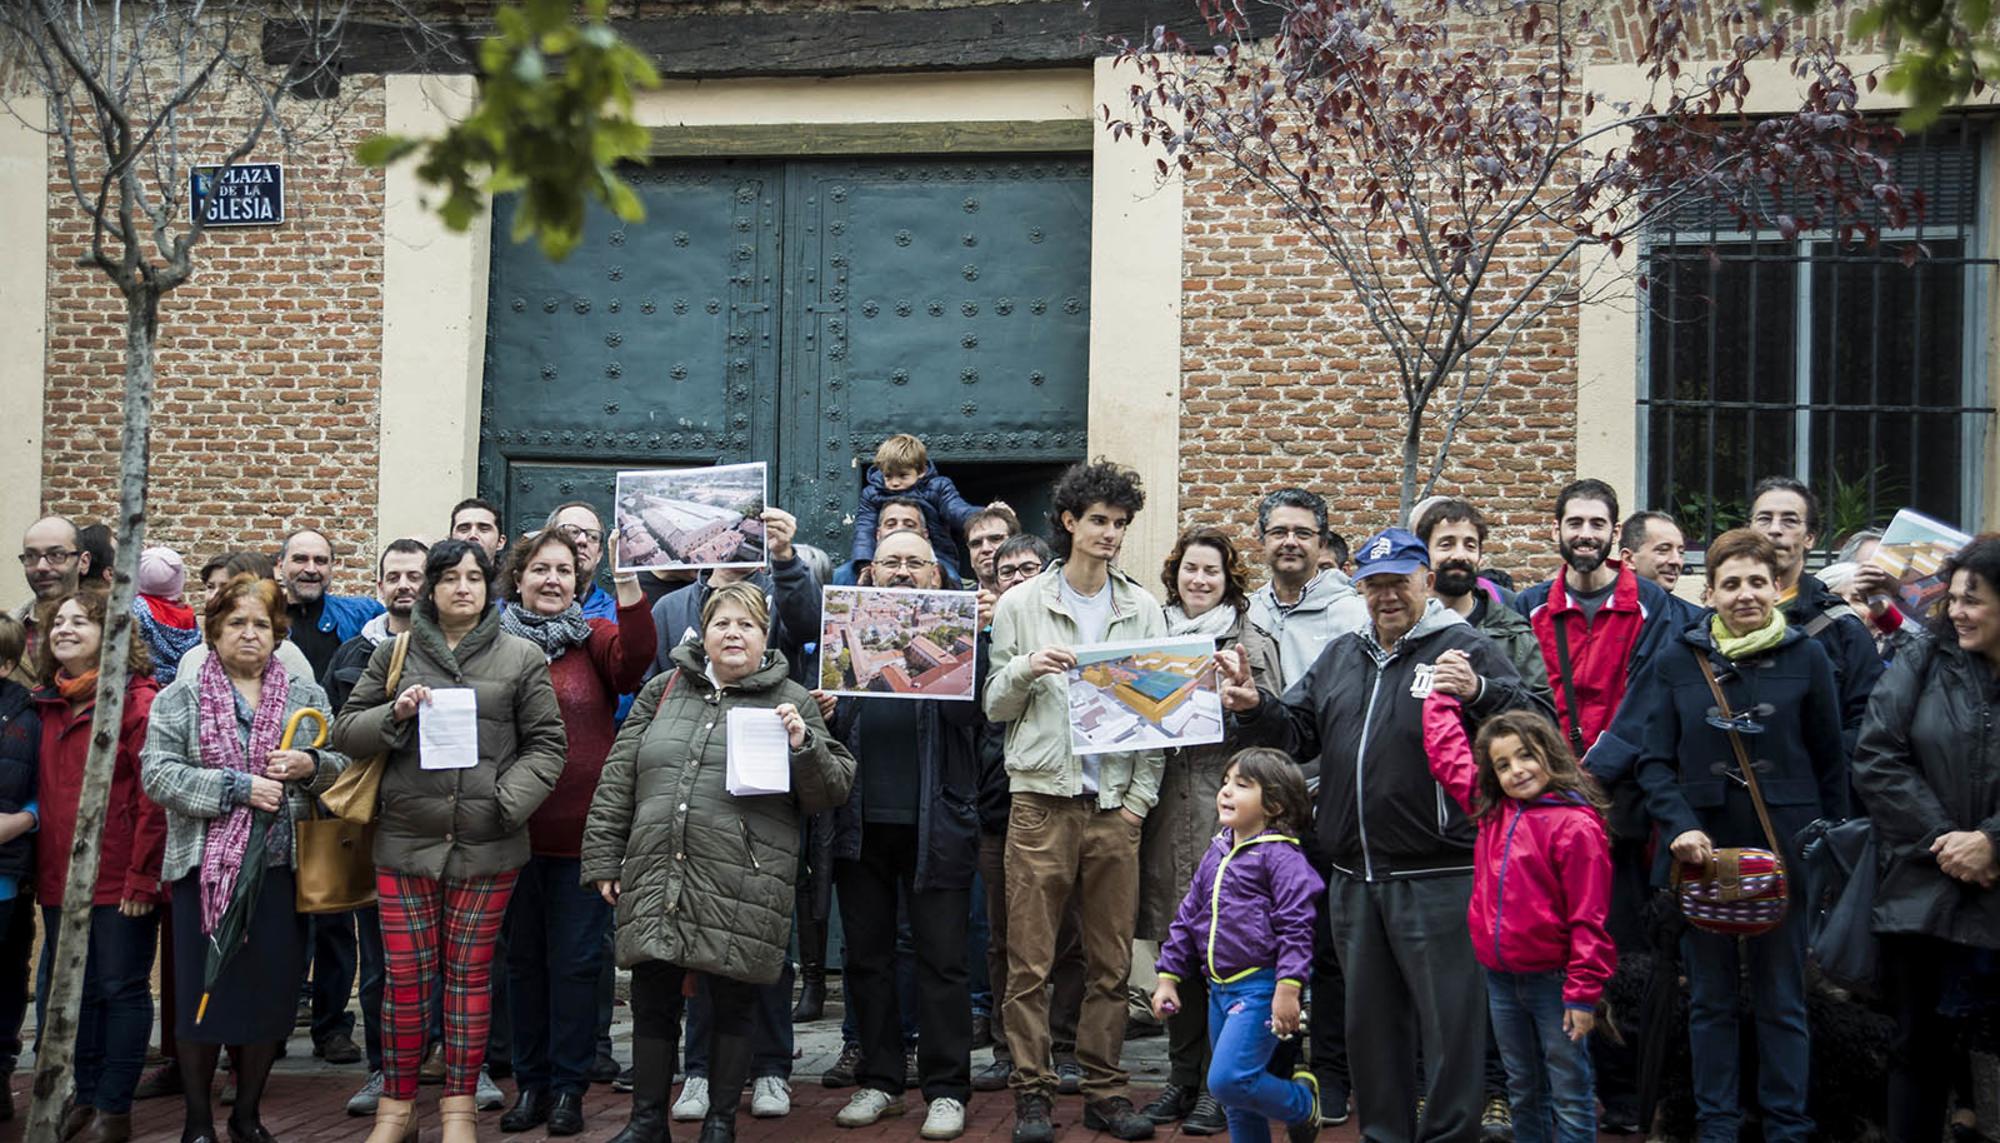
[1423,679,1614,1143]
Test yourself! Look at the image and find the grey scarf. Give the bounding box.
[500,602,593,661]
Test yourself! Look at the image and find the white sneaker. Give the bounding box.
[752,1075,792,1118]
[673,1075,711,1121]
[835,1088,907,1128]
[921,1097,966,1140]
[475,1065,504,1111]
[345,1071,384,1117]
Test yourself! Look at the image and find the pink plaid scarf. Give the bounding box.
[195,652,290,934]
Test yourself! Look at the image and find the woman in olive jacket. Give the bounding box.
[1853,535,2000,1143]
[1135,526,1281,1133]
[583,582,853,1143]
[331,539,568,1143]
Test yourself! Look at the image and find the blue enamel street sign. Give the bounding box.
[189,163,284,227]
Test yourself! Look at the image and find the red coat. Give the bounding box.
[1423,693,1615,1009]
[34,673,166,908]
[1515,563,1674,752]
[529,601,655,858]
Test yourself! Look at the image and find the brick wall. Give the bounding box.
[41,78,387,593]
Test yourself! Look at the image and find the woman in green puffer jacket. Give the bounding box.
[583,582,853,1143]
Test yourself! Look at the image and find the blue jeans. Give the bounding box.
[1204,975,1313,1138]
[357,906,386,1071]
[35,905,157,1114]
[506,856,611,1095]
[1682,906,1812,1143]
[1485,970,1596,1143]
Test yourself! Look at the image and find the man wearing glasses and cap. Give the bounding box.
[1221,529,1545,1143]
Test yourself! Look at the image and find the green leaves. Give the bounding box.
[1811,0,1993,128]
[355,0,659,260]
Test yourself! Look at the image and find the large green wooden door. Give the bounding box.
[480,155,1091,558]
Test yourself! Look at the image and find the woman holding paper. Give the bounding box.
[583,582,854,1143]
[141,573,349,1143]
[494,529,654,1137]
[330,539,567,1143]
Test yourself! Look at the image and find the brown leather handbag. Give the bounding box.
[317,632,409,825]
[1671,651,1790,937]
[296,632,409,914]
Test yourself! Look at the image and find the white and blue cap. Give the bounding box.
[1352,528,1431,581]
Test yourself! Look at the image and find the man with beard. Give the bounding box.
[15,516,89,659]
[323,539,429,1110]
[277,528,384,685]
[1748,476,1883,754]
[1417,500,1551,706]
[1248,489,1368,688]
[1513,481,1675,1135]
[825,529,983,1140]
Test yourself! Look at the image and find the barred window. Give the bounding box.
[1639,117,1996,546]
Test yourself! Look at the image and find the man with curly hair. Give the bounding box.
[985,460,1166,1143]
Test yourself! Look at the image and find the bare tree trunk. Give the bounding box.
[27,287,158,1140]
[1399,408,1424,525]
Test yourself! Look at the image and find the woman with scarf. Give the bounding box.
[494,529,653,1137]
[141,574,349,1143]
[31,588,164,1143]
[1628,528,1847,1143]
[331,539,567,1143]
[1135,526,1280,1135]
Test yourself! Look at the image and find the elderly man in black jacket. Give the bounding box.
[1222,529,1545,1143]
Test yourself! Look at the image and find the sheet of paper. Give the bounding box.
[419,688,479,771]
[726,707,792,796]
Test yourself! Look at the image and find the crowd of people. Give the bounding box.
[3,430,1998,1143]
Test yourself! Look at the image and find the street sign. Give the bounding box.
[189,163,284,227]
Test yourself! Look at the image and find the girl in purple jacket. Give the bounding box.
[1424,666,1614,1143]
[1150,748,1326,1143]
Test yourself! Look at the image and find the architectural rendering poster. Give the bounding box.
[818,585,980,701]
[1066,635,1224,755]
[1870,507,1973,615]
[614,463,769,572]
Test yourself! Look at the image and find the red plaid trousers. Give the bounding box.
[377,869,519,1100]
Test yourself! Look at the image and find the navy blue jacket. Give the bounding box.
[847,463,980,582]
[0,680,39,884]
[1783,572,1885,760]
[830,689,986,892]
[1628,621,1848,883]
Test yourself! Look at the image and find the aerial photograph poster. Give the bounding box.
[1869,507,1973,615]
[818,585,980,701]
[1066,636,1223,755]
[615,463,768,572]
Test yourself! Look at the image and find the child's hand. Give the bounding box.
[1270,982,1302,1039]
[1150,979,1180,1022]
[1563,1008,1595,1042]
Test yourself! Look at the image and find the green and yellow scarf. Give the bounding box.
[1711,608,1788,661]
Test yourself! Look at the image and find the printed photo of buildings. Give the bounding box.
[818,585,980,701]
[615,462,768,570]
[1066,636,1224,755]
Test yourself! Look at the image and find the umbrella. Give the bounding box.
[195,707,329,1025]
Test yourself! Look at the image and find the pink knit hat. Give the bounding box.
[136,546,186,599]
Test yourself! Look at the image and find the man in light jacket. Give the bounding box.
[985,461,1165,1143]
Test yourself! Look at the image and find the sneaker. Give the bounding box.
[295,997,313,1029]
[921,1097,966,1140]
[1182,1094,1228,1136]
[972,1057,1012,1093]
[1054,1055,1082,1095]
[590,1048,621,1085]
[314,1031,363,1066]
[1286,1072,1322,1143]
[673,1076,711,1121]
[419,1043,446,1084]
[821,1043,862,1089]
[346,1071,385,1117]
[1083,1096,1156,1141]
[1141,1083,1196,1124]
[971,1014,993,1050]
[614,1065,635,1094]
[1480,1095,1514,1143]
[1315,1077,1350,1127]
[752,1076,791,1118]
[835,1089,906,1128]
[476,1066,505,1111]
[1012,1093,1055,1143]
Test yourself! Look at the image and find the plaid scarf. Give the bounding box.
[195,652,289,935]
[500,601,594,661]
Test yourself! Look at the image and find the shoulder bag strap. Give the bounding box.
[385,631,411,696]
[1692,648,1784,857]
[1551,615,1590,758]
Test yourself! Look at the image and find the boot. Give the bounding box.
[76,1112,131,1143]
[700,1026,752,1143]
[696,1112,736,1143]
[790,916,826,1023]
[609,1036,673,1143]
[439,1095,478,1143]
[365,1096,421,1143]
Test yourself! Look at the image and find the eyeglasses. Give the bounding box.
[557,524,604,544]
[1262,527,1320,542]
[18,549,77,568]
[996,561,1043,580]
[874,558,935,573]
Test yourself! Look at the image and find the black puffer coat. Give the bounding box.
[1854,637,2000,947]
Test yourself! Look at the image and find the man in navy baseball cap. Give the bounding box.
[1351,529,1432,650]
[1350,529,1430,581]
